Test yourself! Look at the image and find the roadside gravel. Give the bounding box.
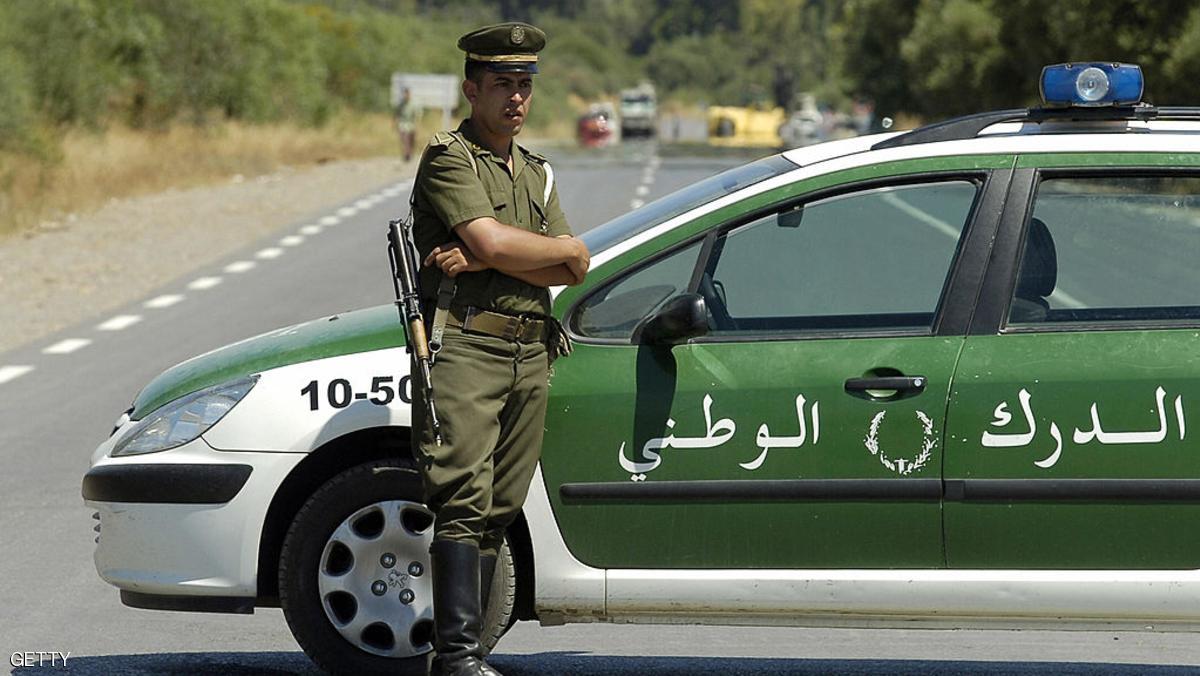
[0,156,416,354]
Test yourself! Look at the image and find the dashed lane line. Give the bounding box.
[224,261,257,273]
[144,294,184,309]
[0,365,34,384]
[630,199,645,209]
[635,185,650,197]
[42,339,92,355]
[187,277,223,290]
[2,190,408,387]
[97,315,142,331]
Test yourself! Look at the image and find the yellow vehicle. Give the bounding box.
[707,105,785,148]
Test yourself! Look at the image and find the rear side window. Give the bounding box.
[1008,176,1200,326]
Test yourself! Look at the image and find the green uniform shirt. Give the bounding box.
[412,119,571,316]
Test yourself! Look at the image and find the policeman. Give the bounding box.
[410,21,589,676]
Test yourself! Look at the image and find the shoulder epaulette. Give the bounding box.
[429,131,457,148]
[521,145,547,163]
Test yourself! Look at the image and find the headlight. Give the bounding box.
[112,376,258,456]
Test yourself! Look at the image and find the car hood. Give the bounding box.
[131,304,405,419]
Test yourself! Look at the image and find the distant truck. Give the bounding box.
[619,84,657,139]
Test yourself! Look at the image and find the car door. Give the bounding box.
[945,157,1200,568]
[541,159,1013,570]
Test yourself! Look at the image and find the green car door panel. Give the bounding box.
[946,159,1200,570]
[542,158,1014,570]
[946,331,1200,569]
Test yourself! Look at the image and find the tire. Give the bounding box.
[278,459,515,676]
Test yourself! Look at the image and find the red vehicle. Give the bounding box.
[577,104,615,147]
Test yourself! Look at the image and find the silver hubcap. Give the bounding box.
[318,500,435,658]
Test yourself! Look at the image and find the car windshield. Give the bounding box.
[580,155,796,255]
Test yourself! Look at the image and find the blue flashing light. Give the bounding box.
[1040,62,1144,107]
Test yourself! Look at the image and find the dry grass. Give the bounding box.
[0,111,418,238]
[0,109,577,239]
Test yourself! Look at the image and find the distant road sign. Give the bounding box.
[391,73,459,109]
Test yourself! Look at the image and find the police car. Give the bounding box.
[84,63,1200,675]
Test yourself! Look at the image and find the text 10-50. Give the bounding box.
[300,376,413,411]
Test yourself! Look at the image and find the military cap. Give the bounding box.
[458,22,545,74]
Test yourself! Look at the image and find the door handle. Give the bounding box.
[844,376,927,396]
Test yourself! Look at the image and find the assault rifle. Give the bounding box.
[387,218,442,445]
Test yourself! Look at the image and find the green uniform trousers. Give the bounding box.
[412,326,549,558]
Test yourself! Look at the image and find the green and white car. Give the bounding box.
[84,63,1200,675]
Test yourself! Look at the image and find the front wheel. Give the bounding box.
[278,459,514,676]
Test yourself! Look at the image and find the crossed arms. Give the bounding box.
[424,216,590,287]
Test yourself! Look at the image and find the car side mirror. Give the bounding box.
[631,293,709,346]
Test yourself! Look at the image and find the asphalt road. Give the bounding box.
[2,141,1200,675]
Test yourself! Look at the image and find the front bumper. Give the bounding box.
[84,431,304,607]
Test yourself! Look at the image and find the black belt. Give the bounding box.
[446,306,548,343]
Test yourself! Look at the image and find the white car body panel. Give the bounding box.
[603,569,1200,630]
[86,432,304,597]
[203,348,412,452]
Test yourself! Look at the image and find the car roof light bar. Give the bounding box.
[1041,62,1143,107]
[871,105,1200,151]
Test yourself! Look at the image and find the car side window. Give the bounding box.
[701,180,979,336]
[572,241,703,340]
[1007,175,1200,327]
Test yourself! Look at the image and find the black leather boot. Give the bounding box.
[480,553,498,613]
[429,540,503,676]
[479,553,498,657]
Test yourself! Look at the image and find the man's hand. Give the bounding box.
[424,242,487,278]
[559,235,590,285]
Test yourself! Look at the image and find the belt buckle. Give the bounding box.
[462,306,479,330]
[515,315,537,342]
[501,315,522,341]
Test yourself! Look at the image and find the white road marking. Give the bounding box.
[319,215,340,226]
[300,225,322,235]
[42,338,91,355]
[882,192,961,239]
[0,365,34,384]
[280,235,305,247]
[355,199,374,210]
[1048,289,1086,308]
[635,185,650,197]
[224,261,256,273]
[337,207,357,218]
[188,276,223,290]
[98,315,142,331]
[144,294,185,309]
[630,199,645,209]
[256,247,284,260]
